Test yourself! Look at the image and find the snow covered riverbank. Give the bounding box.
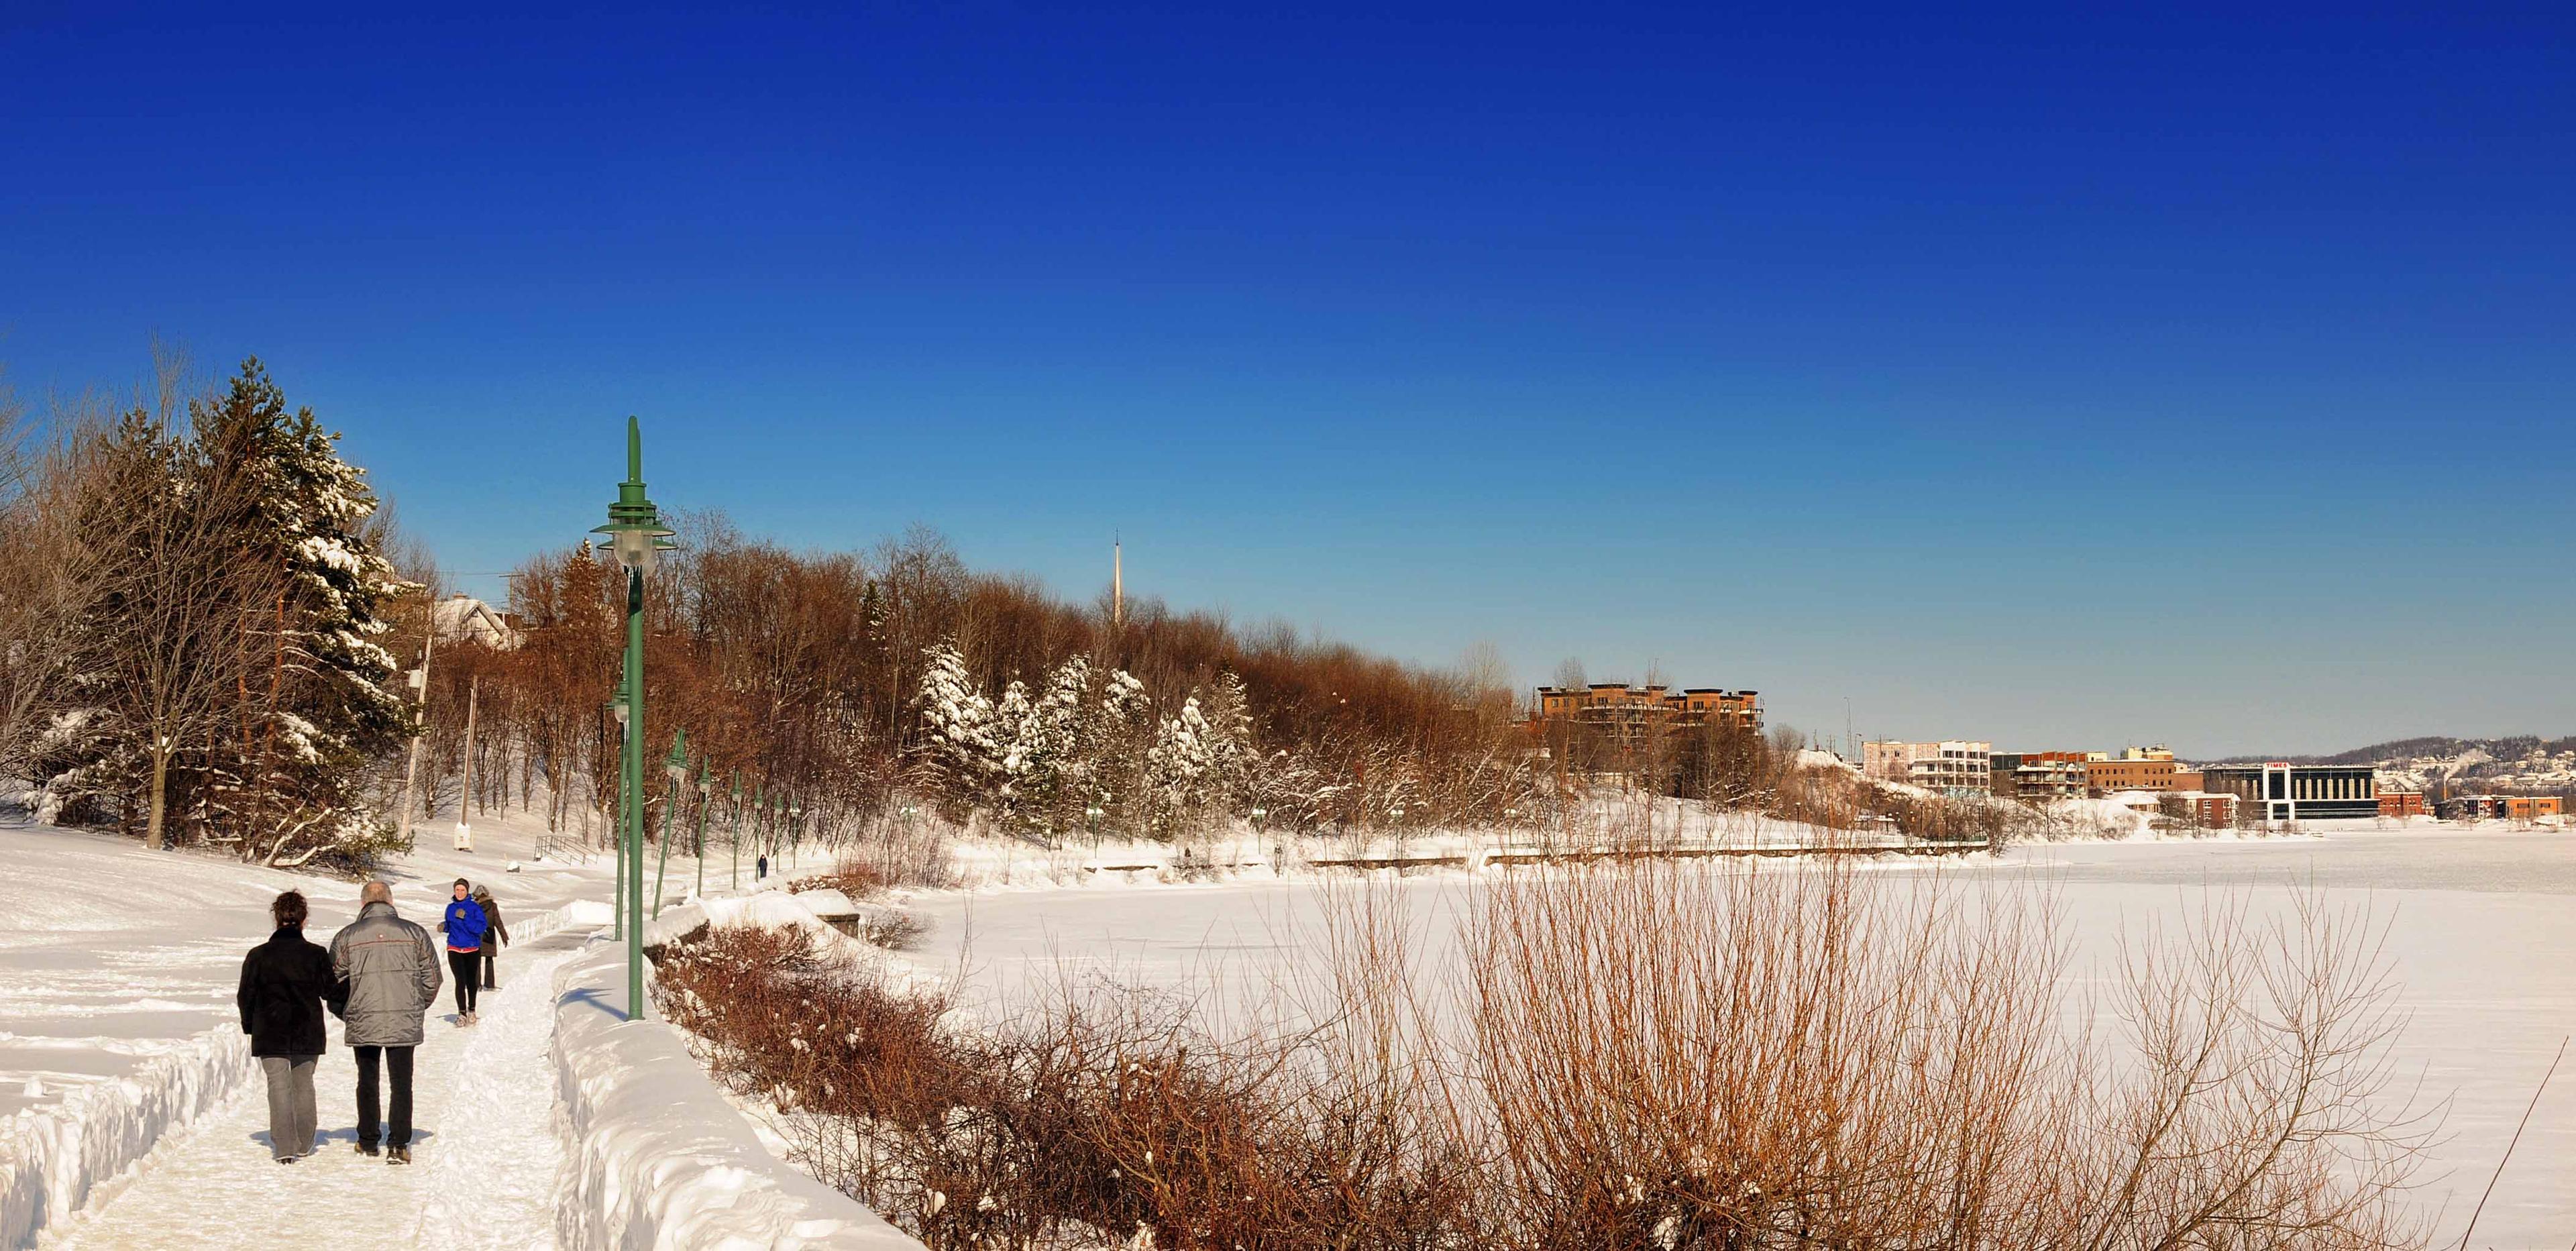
[904,825,2576,1247]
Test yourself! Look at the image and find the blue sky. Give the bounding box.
[3,4,2570,756]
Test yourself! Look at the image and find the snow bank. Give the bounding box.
[549,934,922,1250]
[0,1022,251,1248]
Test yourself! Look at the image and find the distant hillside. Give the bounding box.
[2207,736,2576,792]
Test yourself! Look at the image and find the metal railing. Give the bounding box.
[533,834,595,865]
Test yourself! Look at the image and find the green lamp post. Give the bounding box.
[788,800,802,873]
[655,728,687,920]
[605,692,629,940]
[692,759,712,902]
[729,774,743,891]
[592,417,674,1022]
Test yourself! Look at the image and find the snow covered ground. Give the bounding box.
[0,810,645,1248]
[906,824,2576,1247]
[39,925,588,1249]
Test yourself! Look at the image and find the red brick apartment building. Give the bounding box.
[1530,683,1762,750]
[2378,790,2427,818]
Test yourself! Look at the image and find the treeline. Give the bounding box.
[0,359,415,867]
[436,518,1552,849]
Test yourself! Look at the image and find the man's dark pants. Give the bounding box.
[352,1044,415,1148]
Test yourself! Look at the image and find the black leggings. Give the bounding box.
[448,950,480,1015]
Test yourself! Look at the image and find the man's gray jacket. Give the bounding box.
[329,900,442,1046]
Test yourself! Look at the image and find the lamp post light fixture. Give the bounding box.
[1085,804,1104,851]
[654,728,687,920]
[592,416,674,1022]
[729,774,743,892]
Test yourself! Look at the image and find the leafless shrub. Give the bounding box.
[661,859,2441,1250]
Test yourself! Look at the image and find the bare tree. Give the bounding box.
[66,410,282,849]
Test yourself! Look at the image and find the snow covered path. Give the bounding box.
[40,929,586,1250]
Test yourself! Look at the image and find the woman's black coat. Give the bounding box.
[237,926,335,1057]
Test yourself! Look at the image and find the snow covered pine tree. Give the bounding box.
[191,360,415,866]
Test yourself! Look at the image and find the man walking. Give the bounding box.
[330,880,440,1164]
[237,889,332,1163]
[439,878,488,1024]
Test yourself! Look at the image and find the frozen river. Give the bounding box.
[911,826,2576,1246]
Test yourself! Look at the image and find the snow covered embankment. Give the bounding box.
[0,1023,249,1249]
[550,930,922,1250]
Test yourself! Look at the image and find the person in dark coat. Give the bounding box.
[471,884,510,990]
[237,889,333,1162]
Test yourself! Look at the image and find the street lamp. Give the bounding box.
[604,695,628,940]
[788,801,803,873]
[1085,803,1104,850]
[728,773,743,891]
[592,416,674,1022]
[655,728,687,920]
[693,760,712,902]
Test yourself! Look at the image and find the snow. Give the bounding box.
[549,934,920,1250]
[0,810,617,1248]
[0,807,927,1250]
[38,921,586,1250]
[906,826,2576,1247]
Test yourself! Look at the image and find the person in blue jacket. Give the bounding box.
[437,878,489,1025]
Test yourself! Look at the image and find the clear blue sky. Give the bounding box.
[4,4,2569,757]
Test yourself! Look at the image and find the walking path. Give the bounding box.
[40,929,587,1250]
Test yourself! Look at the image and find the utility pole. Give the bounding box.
[453,673,480,852]
[396,622,434,846]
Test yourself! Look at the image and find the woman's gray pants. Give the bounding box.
[260,1054,319,1158]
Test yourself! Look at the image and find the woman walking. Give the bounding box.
[472,883,510,990]
[438,878,488,1024]
[236,889,333,1162]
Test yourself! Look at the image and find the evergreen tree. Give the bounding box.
[193,360,414,865]
[1006,655,1089,842]
[916,641,998,818]
[1090,667,1152,836]
[991,677,1034,833]
[1200,671,1256,814]
[1147,694,1215,841]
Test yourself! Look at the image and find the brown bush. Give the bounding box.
[788,855,897,900]
[661,860,2440,1250]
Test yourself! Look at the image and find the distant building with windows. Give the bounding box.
[1990,751,2088,803]
[2378,789,2428,819]
[431,594,523,651]
[1531,683,1762,749]
[2438,794,2563,822]
[2200,763,2377,824]
[1865,740,1992,799]
[2086,746,2182,796]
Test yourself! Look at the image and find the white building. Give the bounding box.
[431,594,522,650]
[1864,740,1992,799]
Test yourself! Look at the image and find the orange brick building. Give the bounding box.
[2377,790,2427,818]
[1530,683,1761,752]
[2086,747,2180,796]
